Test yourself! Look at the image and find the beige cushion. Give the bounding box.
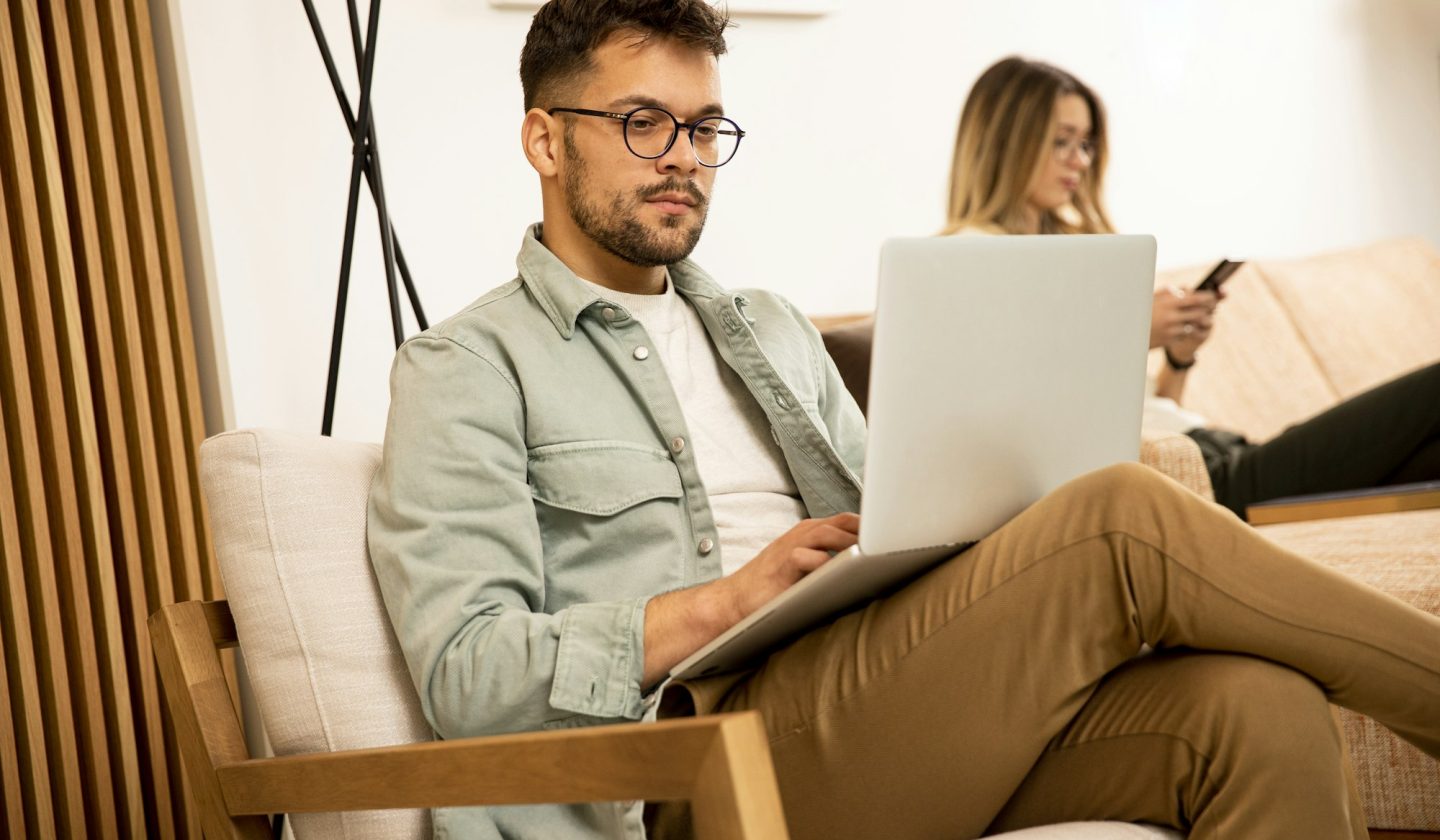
[1153,263,1338,442]
[1259,238,1440,400]
[989,825,1180,839]
[200,429,432,840]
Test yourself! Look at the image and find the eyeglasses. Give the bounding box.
[547,106,745,168]
[1052,135,1095,163]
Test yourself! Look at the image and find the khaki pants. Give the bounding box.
[656,463,1440,839]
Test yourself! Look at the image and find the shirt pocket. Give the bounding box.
[528,440,682,514]
[527,441,687,602]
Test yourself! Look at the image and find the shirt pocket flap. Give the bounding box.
[528,443,683,516]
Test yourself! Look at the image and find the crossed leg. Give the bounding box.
[660,463,1440,839]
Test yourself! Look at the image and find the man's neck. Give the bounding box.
[538,212,668,295]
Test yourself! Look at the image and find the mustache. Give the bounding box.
[636,178,707,207]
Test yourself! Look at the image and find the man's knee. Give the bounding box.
[1187,656,1340,768]
[1057,461,1182,516]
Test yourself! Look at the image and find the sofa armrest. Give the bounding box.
[1140,431,1215,501]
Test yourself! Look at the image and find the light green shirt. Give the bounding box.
[367,224,866,838]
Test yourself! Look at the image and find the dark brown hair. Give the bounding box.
[520,0,732,111]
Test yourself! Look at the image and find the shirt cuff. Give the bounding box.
[549,597,648,719]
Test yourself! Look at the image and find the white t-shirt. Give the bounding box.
[1142,369,1209,434]
[580,276,807,577]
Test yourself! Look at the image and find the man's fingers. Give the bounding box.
[801,524,861,553]
[790,548,833,573]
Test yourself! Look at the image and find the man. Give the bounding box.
[367,2,1440,838]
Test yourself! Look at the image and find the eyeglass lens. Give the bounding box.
[625,108,741,167]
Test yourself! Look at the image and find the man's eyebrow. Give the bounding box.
[606,95,728,117]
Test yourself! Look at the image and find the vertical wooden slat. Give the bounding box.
[0,615,29,840]
[0,2,90,835]
[36,1,150,835]
[4,0,123,835]
[63,0,179,834]
[124,0,216,603]
[0,159,57,840]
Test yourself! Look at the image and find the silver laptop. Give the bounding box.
[670,234,1157,681]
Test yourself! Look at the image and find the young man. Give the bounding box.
[367,2,1440,838]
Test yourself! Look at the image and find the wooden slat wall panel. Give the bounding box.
[0,160,57,840]
[46,0,178,833]
[2,0,225,834]
[38,1,149,835]
[0,3,90,835]
[124,0,216,603]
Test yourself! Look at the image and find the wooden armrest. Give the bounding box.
[217,713,773,815]
[1247,483,1440,526]
[151,600,788,840]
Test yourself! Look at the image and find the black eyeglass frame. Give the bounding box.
[547,105,746,168]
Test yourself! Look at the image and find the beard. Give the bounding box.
[562,130,709,267]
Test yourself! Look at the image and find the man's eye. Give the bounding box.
[629,119,658,131]
[694,125,718,139]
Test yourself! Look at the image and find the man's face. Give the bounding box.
[556,33,724,267]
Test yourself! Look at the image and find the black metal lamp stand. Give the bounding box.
[301,0,429,436]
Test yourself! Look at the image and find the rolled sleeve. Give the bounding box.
[550,597,650,718]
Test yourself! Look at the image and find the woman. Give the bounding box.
[943,55,1440,517]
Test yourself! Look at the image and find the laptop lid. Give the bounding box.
[858,234,1156,555]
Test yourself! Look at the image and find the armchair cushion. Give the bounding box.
[200,429,433,839]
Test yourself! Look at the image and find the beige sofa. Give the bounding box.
[1150,237,1440,833]
[818,236,1440,834]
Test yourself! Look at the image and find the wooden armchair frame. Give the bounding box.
[149,600,790,840]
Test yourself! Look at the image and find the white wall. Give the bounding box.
[162,0,1440,443]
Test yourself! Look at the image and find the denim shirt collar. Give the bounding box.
[517,223,728,339]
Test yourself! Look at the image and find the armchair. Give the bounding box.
[150,429,786,839]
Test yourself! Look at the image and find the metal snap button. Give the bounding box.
[670,436,686,455]
[697,538,714,555]
[633,346,650,361]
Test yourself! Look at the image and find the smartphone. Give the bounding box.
[1194,259,1244,294]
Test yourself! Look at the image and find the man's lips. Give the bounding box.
[646,193,698,215]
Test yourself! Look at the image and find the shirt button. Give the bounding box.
[774,391,792,410]
[602,307,617,321]
[697,538,714,555]
[633,346,650,361]
[670,436,686,455]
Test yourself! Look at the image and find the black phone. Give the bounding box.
[1194,259,1243,294]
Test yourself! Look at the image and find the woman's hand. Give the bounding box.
[718,513,860,623]
[1151,286,1221,363]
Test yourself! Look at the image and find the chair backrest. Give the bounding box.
[199,429,433,839]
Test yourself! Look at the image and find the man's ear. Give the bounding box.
[522,108,561,178]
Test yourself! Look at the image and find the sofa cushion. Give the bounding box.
[1152,263,1339,442]
[200,429,432,840]
[1257,237,1440,400]
[988,824,1180,839]
[1257,507,1440,829]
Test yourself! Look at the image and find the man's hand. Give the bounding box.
[717,513,861,624]
[1150,286,1222,361]
[641,513,860,687]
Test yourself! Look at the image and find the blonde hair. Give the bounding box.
[942,56,1114,236]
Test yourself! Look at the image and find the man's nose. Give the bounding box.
[656,128,699,176]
